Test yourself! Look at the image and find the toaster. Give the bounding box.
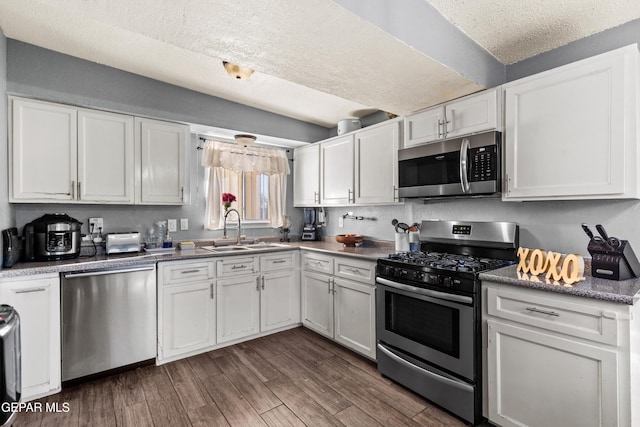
[106,232,141,254]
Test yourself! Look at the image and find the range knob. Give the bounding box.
[442,277,453,287]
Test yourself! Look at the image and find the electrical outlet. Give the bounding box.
[338,216,344,228]
[168,219,177,232]
[180,218,189,230]
[89,217,103,232]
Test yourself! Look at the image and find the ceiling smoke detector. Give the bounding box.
[222,61,254,80]
[234,134,257,146]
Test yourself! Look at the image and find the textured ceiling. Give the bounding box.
[0,0,638,130]
[427,0,640,64]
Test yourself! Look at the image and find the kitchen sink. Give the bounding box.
[201,245,251,253]
[246,244,284,249]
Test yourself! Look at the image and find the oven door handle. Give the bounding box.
[376,277,473,305]
[377,343,474,393]
[459,137,470,193]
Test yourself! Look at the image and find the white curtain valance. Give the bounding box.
[201,140,290,175]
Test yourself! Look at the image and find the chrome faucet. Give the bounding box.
[223,208,242,245]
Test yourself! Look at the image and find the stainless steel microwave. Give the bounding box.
[398,131,501,198]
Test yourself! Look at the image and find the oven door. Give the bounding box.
[376,277,476,381]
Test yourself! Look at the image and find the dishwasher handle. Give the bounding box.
[63,265,155,279]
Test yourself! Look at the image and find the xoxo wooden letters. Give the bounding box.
[517,247,585,285]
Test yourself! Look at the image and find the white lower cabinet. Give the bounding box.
[301,251,376,359]
[0,274,61,401]
[216,274,261,343]
[157,250,299,364]
[483,282,640,427]
[161,282,216,359]
[158,260,216,362]
[261,269,300,332]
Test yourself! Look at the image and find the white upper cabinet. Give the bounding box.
[136,117,188,205]
[10,96,189,205]
[354,120,400,204]
[78,109,135,203]
[10,97,77,202]
[321,134,355,205]
[293,143,320,206]
[404,88,500,148]
[503,45,639,201]
[404,105,444,147]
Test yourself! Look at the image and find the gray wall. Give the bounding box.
[3,41,327,243]
[0,29,11,265]
[322,22,640,258]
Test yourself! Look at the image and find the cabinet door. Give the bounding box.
[445,88,498,138]
[216,275,260,343]
[0,275,60,401]
[333,278,376,358]
[355,122,400,204]
[487,320,619,427]
[10,97,77,201]
[160,282,216,360]
[503,46,635,200]
[321,135,354,205]
[293,143,320,206]
[78,109,134,203]
[260,270,300,332]
[403,105,444,148]
[300,271,334,338]
[137,118,188,204]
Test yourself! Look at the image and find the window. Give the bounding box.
[201,139,289,230]
[217,169,270,222]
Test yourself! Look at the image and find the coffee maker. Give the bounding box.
[302,208,321,241]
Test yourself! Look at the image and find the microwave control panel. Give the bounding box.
[469,145,497,182]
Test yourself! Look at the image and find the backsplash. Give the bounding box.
[321,197,640,257]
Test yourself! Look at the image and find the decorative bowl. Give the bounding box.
[336,234,364,247]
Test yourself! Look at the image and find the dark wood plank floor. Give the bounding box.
[13,327,473,427]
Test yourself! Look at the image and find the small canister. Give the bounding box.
[395,232,410,252]
[409,231,420,252]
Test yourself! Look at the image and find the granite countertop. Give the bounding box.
[480,264,640,305]
[0,239,396,279]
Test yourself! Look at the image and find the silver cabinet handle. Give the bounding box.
[70,180,75,198]
[78,181,81,200]
[437,119,443,138]
[332,279,336,295]
[181,269,200,274]
[314,191,319,204]
[393,185,399,202]
[261,276,265,290]
[345,267,363,275]
[444,111,452,137]
[231,264,247,270]
[526,306,559,317]
[210,283,214,299]
[14,287,46,294]
[272,260,287,264]
[348,189,353,203]
[181,186,184,201]
[256,276,260,291]
[327,278,332,294]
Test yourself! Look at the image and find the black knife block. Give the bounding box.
[587,239,640,280]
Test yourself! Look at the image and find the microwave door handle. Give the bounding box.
[459,137,470,193]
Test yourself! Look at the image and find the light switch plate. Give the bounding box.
[168,219,177,232]
[180,218,189,230]
[338,216,344,228]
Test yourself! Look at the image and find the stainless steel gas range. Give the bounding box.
[375,220,519,426]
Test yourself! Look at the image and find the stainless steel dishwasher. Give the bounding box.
[61,264,156,382]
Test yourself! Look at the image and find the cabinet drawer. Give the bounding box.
[334,257,375,284]
[486,287,619,346]
[216,256,259,277]
[160,260,215,285]
[301,251,334,274]
[260,252,295,272]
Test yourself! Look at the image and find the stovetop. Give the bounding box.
[376,251,515,296]
[385,251,510,273]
